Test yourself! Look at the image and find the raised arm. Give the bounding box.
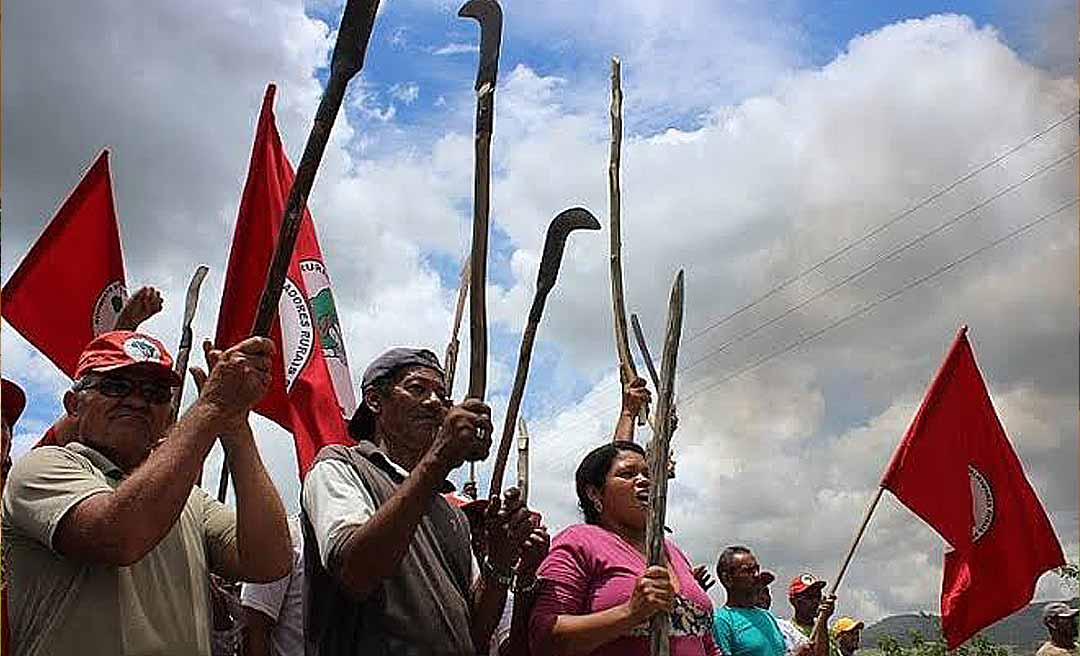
[328,400,492,599]
[613,377,650,441]
[53,337,273,566]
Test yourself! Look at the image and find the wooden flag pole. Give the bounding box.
[808,486,886,644]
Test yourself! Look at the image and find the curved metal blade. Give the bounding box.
[183,266,210,327]
[458,0,503,90]
[536,207,601,296]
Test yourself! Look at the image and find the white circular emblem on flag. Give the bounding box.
[92,280,127,336]
[299,259,356,415]
[968,465,994,541]
[279,276,314,394]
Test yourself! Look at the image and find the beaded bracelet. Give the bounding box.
[481,556,514,588]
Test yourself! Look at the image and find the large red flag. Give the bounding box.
[2,151,127,377]
[882,327,1064,648]
[216,84,356,477]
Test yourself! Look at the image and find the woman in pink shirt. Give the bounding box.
[529,440,721,656]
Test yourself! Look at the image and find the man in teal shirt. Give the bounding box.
[712,546,788,656]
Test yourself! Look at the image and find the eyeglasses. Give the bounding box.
[75,375,174,405]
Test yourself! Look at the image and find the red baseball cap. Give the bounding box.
[789,573,826,597]
[74,331,181,386]
[2,378,26,428]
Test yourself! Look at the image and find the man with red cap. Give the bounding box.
[787,573,838,656]
[2,330,292,656]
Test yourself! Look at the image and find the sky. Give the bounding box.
[3,0,1078,622]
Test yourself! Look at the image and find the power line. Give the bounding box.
[528,148,1078,446]
[677,196,1078,406]
[678,147,1078,376]
[569,110,1079,407]
[683,109,1079,343]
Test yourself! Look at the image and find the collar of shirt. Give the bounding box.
[65,441,126,481]
[364,444,457,494]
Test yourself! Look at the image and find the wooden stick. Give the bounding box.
[445,257,470,395]
[608,57,648,435]
[517,417,530,505]
[645,270,685,656]
[808,486,886,644]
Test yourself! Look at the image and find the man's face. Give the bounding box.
[374,366,449,450]
[68,367,173,468]
[1050,615,1079,644]
[837,629,861,653]
[720,552,761,595]
[791,587,823,620]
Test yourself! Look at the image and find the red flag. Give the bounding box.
[2,151,127,376]
[882,327,1064,648]
[216,84,356,477]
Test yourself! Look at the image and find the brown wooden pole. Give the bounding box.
[645,271,685,656]
[608,57,648,435]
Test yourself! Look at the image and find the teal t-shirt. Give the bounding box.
[712,606,786,656]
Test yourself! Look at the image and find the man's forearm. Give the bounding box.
[223,426,291,582]
[59,400,235,565]
[613,410,635,441]
[335,455,449,598]
[471,575,509,654]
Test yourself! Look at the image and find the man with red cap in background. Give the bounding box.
[2,330,292,656]
[787,573,838,656]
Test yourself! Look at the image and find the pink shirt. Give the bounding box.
[530,524,721,656]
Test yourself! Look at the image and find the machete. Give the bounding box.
[249,0,381,338]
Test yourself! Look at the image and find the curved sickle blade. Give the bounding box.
[536,207,601,299]
[488,206,600,498]
[458,0,503,90]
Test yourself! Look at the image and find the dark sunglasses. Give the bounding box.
[75,375,174,405]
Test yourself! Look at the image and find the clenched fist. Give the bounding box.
[198,337,275,416]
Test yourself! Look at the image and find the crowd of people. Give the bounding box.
[0,288,1073,656]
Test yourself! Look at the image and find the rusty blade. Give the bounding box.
[183,266,210,328]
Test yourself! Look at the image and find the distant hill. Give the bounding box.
[862,598,1078,655]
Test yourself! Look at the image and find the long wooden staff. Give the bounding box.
[645,270,685,656]
[444,257,470,393]
[609,57,648,434]
[444,259,476,492]
[516,417,530,505]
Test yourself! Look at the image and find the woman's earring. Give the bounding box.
[594,499,603,514]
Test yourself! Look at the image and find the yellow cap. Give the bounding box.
[832,617,864,636]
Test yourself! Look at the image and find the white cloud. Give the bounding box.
[389,81,420,105]
[432,42,479,56]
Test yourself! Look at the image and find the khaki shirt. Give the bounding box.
[1037,643,1077,656]
[2,443,237,656]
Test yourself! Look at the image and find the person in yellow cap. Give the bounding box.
[831,617,864,656]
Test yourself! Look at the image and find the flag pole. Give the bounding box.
[809,486,886,643]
